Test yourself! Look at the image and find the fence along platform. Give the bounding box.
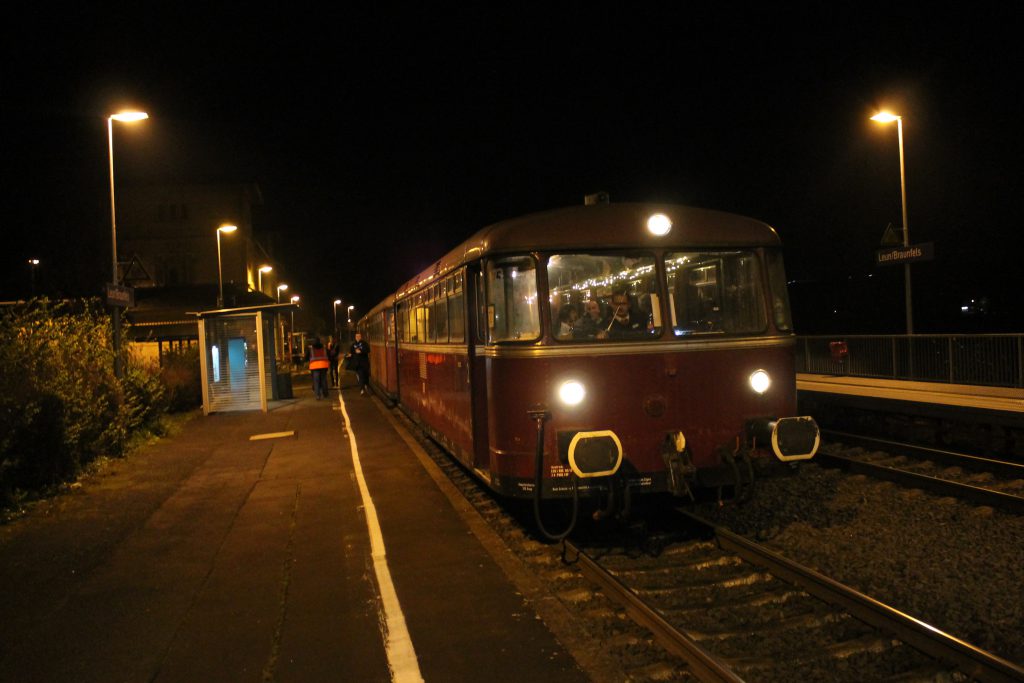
[796,334,1024,389]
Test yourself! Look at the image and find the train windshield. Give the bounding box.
[666,251,767,335]
[486,256,541,342]
[547,253,661,341]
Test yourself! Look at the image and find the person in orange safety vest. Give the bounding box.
[307,336,330,400]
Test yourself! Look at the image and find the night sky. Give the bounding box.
[3,6,1022,334]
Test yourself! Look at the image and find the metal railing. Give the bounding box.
[796,335,1024,388]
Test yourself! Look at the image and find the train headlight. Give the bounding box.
[558,380,586,406]
[647,213,672,236]
[749,370,771,394]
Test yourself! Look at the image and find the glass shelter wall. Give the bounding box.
[201,313,268,412]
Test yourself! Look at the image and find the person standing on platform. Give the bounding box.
[307,336,330,400]
[327,335,341,388]
[346,331,370,396]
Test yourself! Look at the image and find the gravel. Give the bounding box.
[693,459,1024,666]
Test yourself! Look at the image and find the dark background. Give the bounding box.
[3,6,1021,334]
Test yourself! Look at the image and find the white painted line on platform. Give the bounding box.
[336,392,423,683]
[248,431,296,441]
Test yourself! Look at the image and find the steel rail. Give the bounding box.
[823,430,1024,479]
[678,511,1024,683]
[817,452,1024,515]
[564,540,745,683]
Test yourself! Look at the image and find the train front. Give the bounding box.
[483,206,819,508]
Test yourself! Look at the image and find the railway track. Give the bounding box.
[569,510,1024,682]
[820,431,1024,514]
[398,408,1024,681]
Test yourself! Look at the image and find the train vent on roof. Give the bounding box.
[584,191,610,205]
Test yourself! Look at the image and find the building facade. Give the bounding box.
[116,182,286,364]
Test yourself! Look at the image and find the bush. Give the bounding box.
[160,346,201,412]
[0,298,170,502]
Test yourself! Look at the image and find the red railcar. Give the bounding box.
[359,203,818,518]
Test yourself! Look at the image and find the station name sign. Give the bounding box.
[875,242,934,267]
[105,283,135,308]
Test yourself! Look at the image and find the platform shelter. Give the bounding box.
[193,302,297,414]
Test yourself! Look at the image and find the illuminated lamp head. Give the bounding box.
[646,213,672,236]
[558,380,586,406]
[749,369,771,394]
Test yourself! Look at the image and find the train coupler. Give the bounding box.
[662,431,696,501]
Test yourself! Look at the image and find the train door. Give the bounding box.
[467,264,491,475]
[384,307,399,396]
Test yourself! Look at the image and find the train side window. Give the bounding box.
[666,251,768,336]
[485,256,540,343]
[415,292,428,342]
[765,250,793,331]
[449,288,465,342]
[433,295,449,343]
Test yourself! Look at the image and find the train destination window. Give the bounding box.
[547,253,661,341]
[665,251,768,335]
[486,256,540,342]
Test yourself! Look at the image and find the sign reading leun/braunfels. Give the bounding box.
[875,242,935,267]
[105,283,135,308]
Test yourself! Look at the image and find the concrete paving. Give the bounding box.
[0,376,590,682]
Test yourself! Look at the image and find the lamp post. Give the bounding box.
[275,284,289,359]
[28,259,39,296]
[107,109,148,379]
[333,299,342,333]
[871,110,913,335]
[258,265,273,295]
[347,305,354,323]
[290,295,300,367]
[216,224,238,308]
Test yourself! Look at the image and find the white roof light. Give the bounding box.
[647,213,672,236]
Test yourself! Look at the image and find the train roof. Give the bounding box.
[395,203,782,299]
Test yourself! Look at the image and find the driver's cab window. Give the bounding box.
[485,256,540,342]
[547,252,661,341]
[666,251,767,335]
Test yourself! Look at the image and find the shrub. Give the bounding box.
[0,298,170,501]
[160,346,201,412]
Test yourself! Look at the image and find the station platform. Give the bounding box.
[797,373,1024,414]
[0,378,597,682]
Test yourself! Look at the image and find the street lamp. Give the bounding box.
[276,283,288,303]
[258,265,273,295]
[290,295,300,365]
[107,109,148,379]
[216,224,238,308]
[347,305,354,323]
[871,110,913,335]
[333,299,342,332]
